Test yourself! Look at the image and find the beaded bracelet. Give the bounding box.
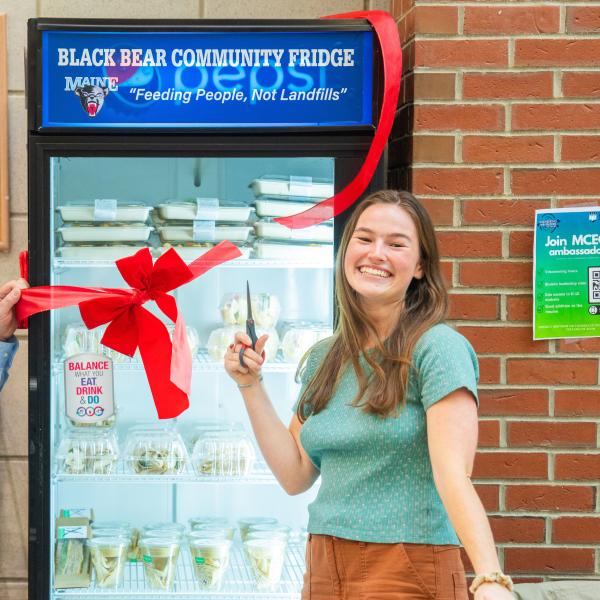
[469,572,514,595]
[237,374,263,389]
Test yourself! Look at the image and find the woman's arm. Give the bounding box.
[426,388,514,599]
[224,331,319,495]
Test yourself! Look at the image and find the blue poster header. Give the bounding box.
[41,30,373,128]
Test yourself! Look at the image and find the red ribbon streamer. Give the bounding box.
[16,242,241,419]
[274,10,402,229]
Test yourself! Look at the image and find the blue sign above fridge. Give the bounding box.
[41,30,374,128]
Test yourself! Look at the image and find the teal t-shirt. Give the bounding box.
[296,323,479,544]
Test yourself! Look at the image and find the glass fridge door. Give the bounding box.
[48,154,335,599]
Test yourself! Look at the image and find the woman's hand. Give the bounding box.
[474,582,515,599]
[224,331,269,388]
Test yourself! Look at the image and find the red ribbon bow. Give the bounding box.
[16,242,241,418]
[275,10,402,229]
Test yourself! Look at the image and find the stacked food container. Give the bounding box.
[250,175,335,262]
[57,510,305,593]
[207,291,281,362]
[56,200,154,260]
[155,197,254,261]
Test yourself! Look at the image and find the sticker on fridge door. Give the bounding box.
[64,354,115,426]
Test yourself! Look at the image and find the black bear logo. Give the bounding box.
[74,85,108,118]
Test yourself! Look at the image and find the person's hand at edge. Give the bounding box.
[0,278,29,341]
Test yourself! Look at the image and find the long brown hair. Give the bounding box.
[296,190,448,422]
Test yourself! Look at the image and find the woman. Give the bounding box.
[225,190,514,599]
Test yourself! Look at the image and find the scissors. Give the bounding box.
[239,280,259,369]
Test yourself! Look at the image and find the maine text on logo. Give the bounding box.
[75,85,108,117]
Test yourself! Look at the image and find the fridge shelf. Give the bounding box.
[53,542,305,599]
[53,257,333,270]
[54,457,279,484]
[54,350,300,374]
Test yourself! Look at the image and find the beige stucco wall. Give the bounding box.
[0,0,388,596]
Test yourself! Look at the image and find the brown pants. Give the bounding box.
[302,534,468,600]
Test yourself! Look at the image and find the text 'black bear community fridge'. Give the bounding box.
[26,17,383,600]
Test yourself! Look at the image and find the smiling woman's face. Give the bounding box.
[343,203,424,310]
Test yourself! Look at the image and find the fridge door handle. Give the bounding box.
[23,47,27,108]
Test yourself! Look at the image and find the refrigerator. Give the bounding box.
[26,17,384,600]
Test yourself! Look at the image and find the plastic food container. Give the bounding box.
[189,516,230,530]
[91,521,132,533]
[248,523,291,538]
[57,430,119,475]
[142,521,185,534]
[90,525,136,563]
[55,537,91,587]
[91,527,130,539]
[124,429,186,475]
[156,243,251,262]
[254,199,317,218]
[164,323,200,358]
[253,241,334,263]
[157,225,252,243]
[243,537,287,590]
[142,523,186,536]
[246,530,290,544]
[238,517,279,542]
[56,244,150,261]
[191,430,256,477]
[220,292,281,328]
[158,202,254,222]
[58,203,152,223]
[280,322,333,363]
[189,537,232,590]
[189,525,236,541]
[188,422,244,446]
[88,537,128,588]
[139,537,180,590]
[250,175,334,199]
[254,220,333,243]
[63,322,199,363]
[58,225,153,243]
[206,326,279,362]
[63,322,128,367]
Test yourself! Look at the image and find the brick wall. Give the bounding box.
[390,0,600,585]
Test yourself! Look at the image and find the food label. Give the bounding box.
[195,197,219,220]
[289,175,313,197]
[195,556,206,564]
[57,526,89,539]
[64,353,115,424]
[193,220,216,241]
[60,508,93,519]
[93,198,118,221]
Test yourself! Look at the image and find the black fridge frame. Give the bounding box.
[27,134,384,600]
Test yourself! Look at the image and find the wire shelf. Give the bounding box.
[53,350,299,374]
[54,458,278,484]
[54,542,305,599]
[54,256,332,270]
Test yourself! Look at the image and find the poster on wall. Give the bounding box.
[534,206,600,340]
